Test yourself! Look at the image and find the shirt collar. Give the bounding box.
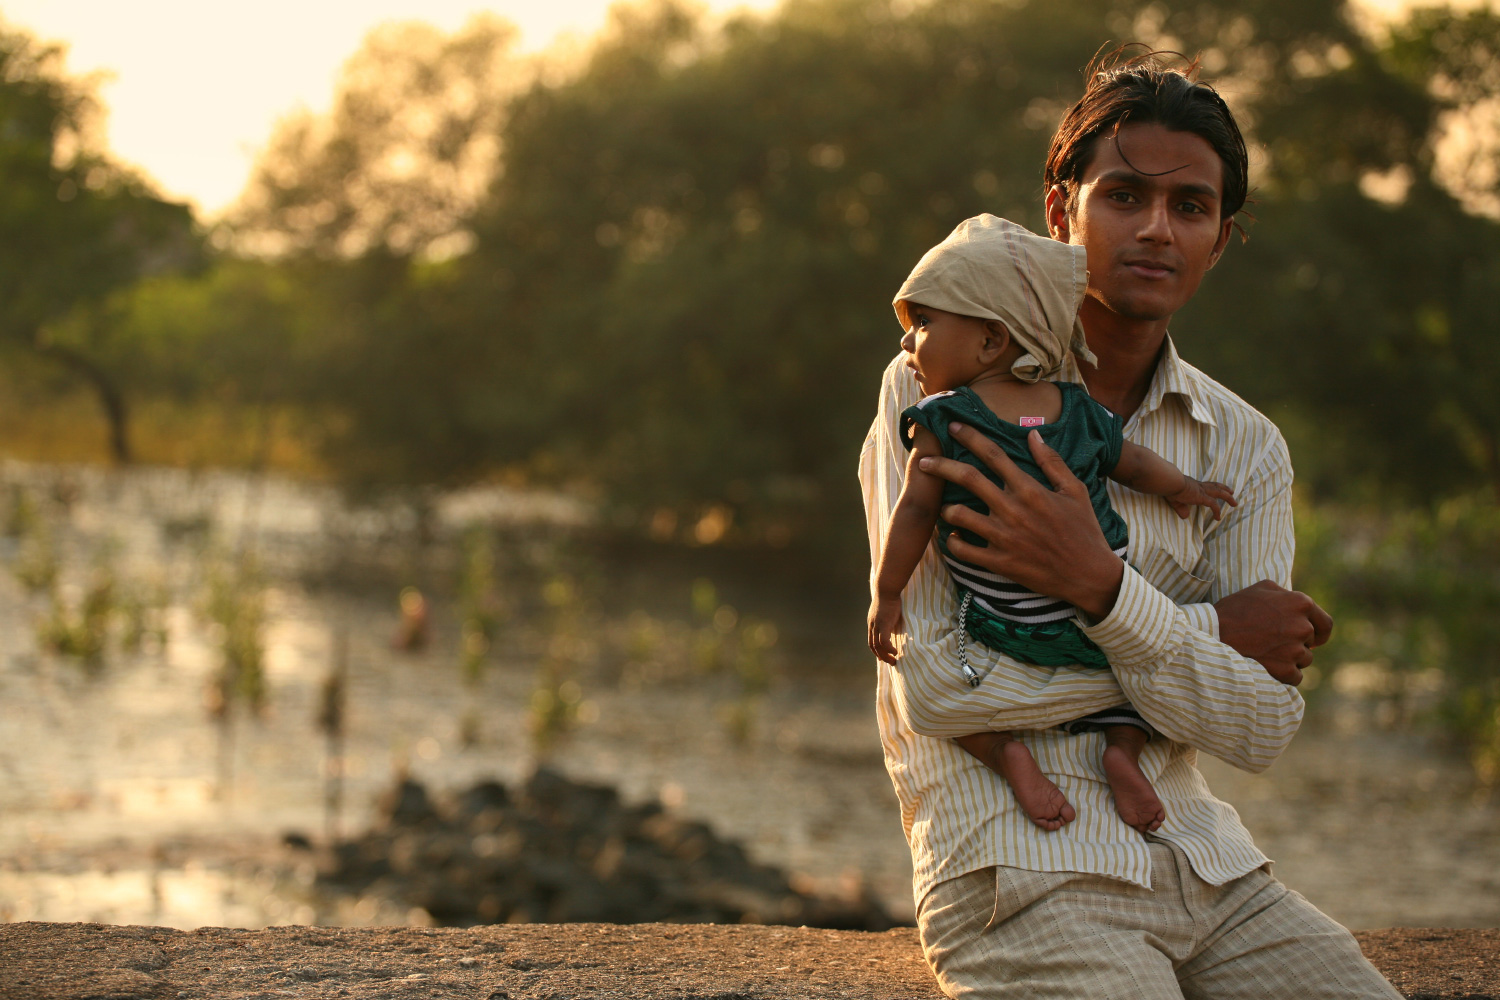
[1060,335,1217,428]
[1143,336,1217,427]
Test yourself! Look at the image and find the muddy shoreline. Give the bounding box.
[4,461,1499,935]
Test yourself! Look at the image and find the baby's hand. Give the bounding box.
[868,596,905,665]
[1166,478,1238,521]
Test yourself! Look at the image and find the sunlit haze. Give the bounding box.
[0,0,1433,219]
[1,0,779,218]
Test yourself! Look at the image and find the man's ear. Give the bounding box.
[1045,184,1073,242]
[980,320,1011,361]
[1206,215,1234,270]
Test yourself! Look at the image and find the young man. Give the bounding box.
[859,53,1402,998]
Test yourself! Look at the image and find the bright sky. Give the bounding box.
[1,0,778,218]
[4,0,1414,220]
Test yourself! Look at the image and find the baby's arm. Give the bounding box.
[1110,441,1239,521]
[868,425,946,664]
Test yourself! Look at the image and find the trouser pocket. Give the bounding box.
[988,865,1077,930]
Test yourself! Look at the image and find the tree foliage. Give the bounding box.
[231,15,523,259]
[66,0,1500,536]
[0,21,198,459]
[1170,3,1500,498]
[444,0,1500,542]
[13,0,1498,763]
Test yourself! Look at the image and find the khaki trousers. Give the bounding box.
[918,839,1402,999]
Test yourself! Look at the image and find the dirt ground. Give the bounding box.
[2,922,1496,1000]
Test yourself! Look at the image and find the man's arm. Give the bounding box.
[859,356,1136,738]
[1078,442,1308,770]
[924,423,1312,772]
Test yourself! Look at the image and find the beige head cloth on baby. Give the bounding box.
[893,214,1095,382]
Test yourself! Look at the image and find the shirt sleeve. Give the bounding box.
[859,355,1133,738]
[900,391,973,457]
[1078,431,1304,773]
[898,400,938,454]
[860,359,1304,770]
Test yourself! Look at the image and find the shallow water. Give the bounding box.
[0,462,1495,931]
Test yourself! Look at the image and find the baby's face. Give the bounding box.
[898,301,989,392]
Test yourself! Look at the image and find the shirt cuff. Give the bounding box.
[1180,602,1219,640]
[1077,563,1179,667]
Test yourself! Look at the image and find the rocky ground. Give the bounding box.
[3,922,1496,1000]
[311,770,894,930]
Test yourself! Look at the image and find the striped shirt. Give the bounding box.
[859,338,1305,904]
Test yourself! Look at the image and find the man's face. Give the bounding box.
[1049,122,1234,324]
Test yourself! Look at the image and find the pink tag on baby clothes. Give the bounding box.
[1019,416,1046,428]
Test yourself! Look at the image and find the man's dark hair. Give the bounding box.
[1045,46,1249,226]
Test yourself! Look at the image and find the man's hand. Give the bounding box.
[1214,580,1333,686]
[917,425,1125,619]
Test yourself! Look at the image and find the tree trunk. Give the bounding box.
[34,342,132,464]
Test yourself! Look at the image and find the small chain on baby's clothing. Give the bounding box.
[957,591,982,688]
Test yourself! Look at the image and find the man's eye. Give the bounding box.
[1178,201,1205,214]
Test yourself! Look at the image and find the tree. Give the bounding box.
[198,0,1500,543]
[230,15,523,259]
[207,15,531,490]
[1169,4,1500,499]
[457,0,1441,545]
[0,22,198,461]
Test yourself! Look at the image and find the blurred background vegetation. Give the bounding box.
[2,0,1498,774]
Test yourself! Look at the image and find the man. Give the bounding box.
[859,52,1402,998]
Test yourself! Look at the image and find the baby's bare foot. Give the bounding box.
[1103,743,1166,833]
[999,740,1076,832]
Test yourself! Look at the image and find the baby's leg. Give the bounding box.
[1100,724,1165,833]
[954,731,1075,831]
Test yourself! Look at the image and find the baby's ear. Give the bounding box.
[980,319,1011,360]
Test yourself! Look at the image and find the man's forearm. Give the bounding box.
[889,589,1253,741]
[859,353,1301,755]
[1082,565,1304,772]
[887,630,1134,738]
[1084,448,1310,771]
[919,403,1306,768]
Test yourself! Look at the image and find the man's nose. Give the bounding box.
[1139,197,1173,243]
[900,329,915,352]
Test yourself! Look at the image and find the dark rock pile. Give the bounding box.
[316,769,899,930]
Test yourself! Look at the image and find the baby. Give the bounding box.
[867,214,1236,833]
